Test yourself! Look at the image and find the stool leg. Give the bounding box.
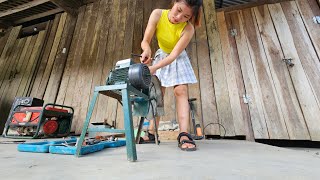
[135,117,144,144]
[122,88,137,162]
[75,91,99,157]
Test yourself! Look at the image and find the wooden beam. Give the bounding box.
[217,0,293,12]
[0,20,12,29]
[81,0,99,5]
[49,0,80,16]
[14,8,64,25]
[0,0,50,18]
[20,21,49,37]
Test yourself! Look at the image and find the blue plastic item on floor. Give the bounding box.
[17,138,77,153]
[49,140,126,155]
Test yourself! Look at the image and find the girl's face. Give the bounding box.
[169,1,193,24]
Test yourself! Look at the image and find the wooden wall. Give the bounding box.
[1,0,320,141]
[215,0,320,141]
[0,13,77,131]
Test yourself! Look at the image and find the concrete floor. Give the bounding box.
[0,138,320,180]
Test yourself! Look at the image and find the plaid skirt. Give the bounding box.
[153,49,197,87]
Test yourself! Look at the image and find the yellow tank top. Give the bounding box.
[156,10,187,54]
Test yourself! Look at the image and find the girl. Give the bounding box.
[140,0,202,151]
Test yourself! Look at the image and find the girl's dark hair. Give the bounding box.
[171,0,203,27]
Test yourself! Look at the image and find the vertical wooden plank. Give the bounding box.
[56,6,85,105]
[27,22,52,97]
[94,0,118,125]
[103,0,123,128]
[89,0,112,123]
[186,35,203,133]
[217,12,246,137]
[0,26,21,87]
[282,1,320,107]
[58,6,86,124]
[0,38,27,130]
[0,40,20,98]
[74,1,100,134]
[122,0,136,56]
[295,0,320,62]
[43,13,77,104]
[120,0,138,127]
[42,13,69,103]
[230,11,269,139]
[0,39,26,97]
[307,0,320,16]
[0,37,31,100]
[204,0,231,136]
[130,0,144,127]
[269,3,320,140]
[80,0,105,128]
[22,31,47,96]
[114,0,129,129]
[30,17,60,98]
[253,5,310,140]
[35,13,66,99]
[66,4,94,132]
[242,8,289,139]
[15,36,38,97]
[132,0,143,61]
[0,37,32,131]
[225,12,255,141]
[0,27,11,56]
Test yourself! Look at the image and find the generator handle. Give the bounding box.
[44,103,74,114]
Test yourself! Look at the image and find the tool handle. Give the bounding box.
[131,53,155,61]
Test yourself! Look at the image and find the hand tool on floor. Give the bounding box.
[75,58,163,162]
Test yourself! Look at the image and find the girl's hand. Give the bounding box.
[148,65,157,75]
[140,50,152,64]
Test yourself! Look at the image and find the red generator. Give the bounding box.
[3,97,74,139]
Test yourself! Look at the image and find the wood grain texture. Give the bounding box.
[224,12,255,141]
[269,3,320,140]
[56,7,85,105]
[89,0,112,124]
[217,12,246,137]
[230,11,269,139]
[186,35,203,133]
[94,0,119,126]
[253,5,310,140]
[197,4,219,135]
[203,0,235,136]
[30,17,59,98]
[295,0,320,60]
[74,1,100,134]
[242,8,289,139]
[284,1,320,107]
[43,13,77,104]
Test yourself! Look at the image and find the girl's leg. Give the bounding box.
[142,87,166,140]
[174,84,195,149]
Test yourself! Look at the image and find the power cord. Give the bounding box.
[203,122,227,138]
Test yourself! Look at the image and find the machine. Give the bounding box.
[3,97,74,139]
[75,58,163,162]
